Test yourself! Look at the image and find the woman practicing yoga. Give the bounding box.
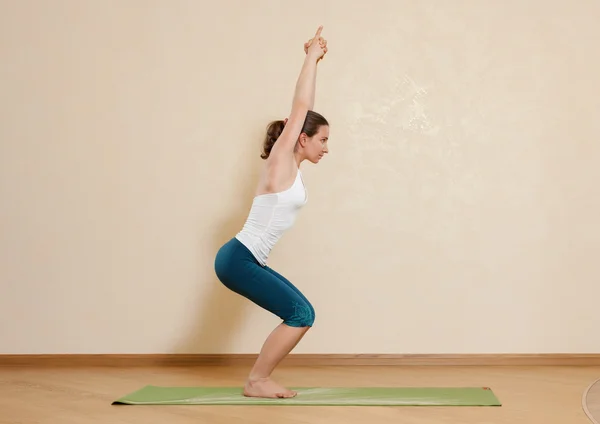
[214,26,329,399]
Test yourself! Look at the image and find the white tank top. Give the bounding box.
[235,169,307,266]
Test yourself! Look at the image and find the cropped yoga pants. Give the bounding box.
[214,237,315,328]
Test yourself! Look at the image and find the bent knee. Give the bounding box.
[284,301,315,327]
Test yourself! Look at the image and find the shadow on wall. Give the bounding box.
[173,143,264,359]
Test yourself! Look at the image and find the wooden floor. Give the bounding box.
[1,365,598,424]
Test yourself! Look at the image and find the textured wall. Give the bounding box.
[1,0,599,354]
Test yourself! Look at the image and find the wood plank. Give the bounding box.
[2,353,600,367]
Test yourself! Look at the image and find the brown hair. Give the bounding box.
[261,110,329,159]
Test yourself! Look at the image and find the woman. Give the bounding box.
[214,26,329,399]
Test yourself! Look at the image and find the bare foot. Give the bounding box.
[243,377,297,399]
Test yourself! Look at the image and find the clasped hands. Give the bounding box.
[304,26,328,62]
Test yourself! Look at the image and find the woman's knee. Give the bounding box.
[283,300,315,327]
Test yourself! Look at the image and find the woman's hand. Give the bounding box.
[304,26,328,62]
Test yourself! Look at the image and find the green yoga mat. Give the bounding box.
[112,385,501,406]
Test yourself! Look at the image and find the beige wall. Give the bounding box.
[1,0,599,355]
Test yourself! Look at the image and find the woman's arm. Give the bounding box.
[269,26,326,159]
[304,35,327,109]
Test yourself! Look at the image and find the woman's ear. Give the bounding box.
[298,133,308,147]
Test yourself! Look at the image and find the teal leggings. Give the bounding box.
[214,237,315,327]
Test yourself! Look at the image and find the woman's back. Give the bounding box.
[236,167,307,266]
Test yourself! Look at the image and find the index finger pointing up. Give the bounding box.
[314,25,323,38]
